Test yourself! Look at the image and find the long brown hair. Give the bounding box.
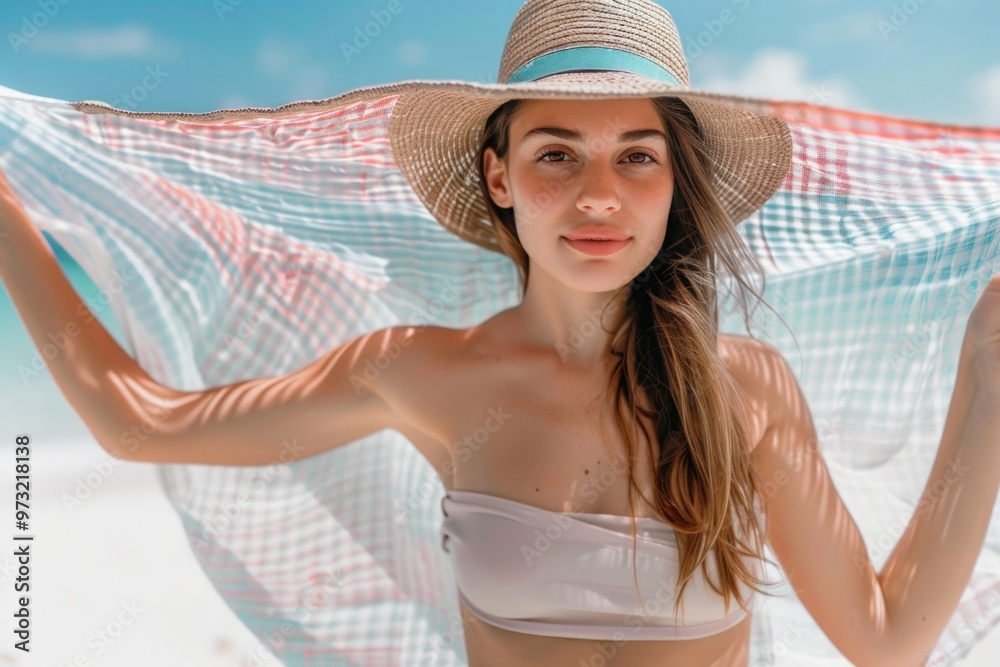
[474,96,784,619]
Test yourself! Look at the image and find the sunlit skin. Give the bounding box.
[1,97,1000,666]
[481,97,674,366]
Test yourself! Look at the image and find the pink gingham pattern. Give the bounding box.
[1,83,999,665]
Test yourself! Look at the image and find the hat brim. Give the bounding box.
[387,70,793,254]
[70,71,793,257]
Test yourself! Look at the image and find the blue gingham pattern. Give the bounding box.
[0,83,999,665]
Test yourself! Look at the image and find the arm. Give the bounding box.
[749,337,1000,667]
[104,326,422,466]
[0,171,428,467]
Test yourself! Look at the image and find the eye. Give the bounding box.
[537,150,570,163]
[536,150,659,165]
[624,151,658,165]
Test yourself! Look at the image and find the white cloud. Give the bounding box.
[697,48,869,110]
[254,37,299,78]
[969,64,1000,127]
[25,25,179,59]
[803,10,884,46]
[253,36,335,101]
[397,39,428,67]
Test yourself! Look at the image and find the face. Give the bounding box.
[482,97,674,293]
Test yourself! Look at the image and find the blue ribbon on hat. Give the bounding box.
[505,46,682,85]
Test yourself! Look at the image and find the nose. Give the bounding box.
[575,161,621,215]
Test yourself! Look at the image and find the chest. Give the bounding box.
[437,355,663,518]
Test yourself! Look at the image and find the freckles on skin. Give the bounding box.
[512,160,672,287]
[502,101,675,291]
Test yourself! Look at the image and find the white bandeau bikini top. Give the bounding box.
[440,489,764,640]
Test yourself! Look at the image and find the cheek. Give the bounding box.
[637,184,673,233]
[630,174,673,209]
[510,170,566,233]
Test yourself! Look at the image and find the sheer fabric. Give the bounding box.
[1,83,999,665]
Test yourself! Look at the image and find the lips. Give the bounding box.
[561,237,632,257]
[563,226,630,242]
[561,224,632,256]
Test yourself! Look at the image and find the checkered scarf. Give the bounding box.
[1,83,999,666]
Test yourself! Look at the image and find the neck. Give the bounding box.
[511,269,631,367]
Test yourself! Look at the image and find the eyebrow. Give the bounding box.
[520,127,668,144]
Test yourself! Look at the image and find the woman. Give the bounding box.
[1,0,1000,665]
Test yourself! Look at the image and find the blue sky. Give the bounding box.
[0,0,998,126]
[0,0,998,438]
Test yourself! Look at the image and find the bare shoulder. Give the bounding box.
[367,323,470,489]
[718,333,789,453]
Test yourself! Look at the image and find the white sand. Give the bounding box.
[0,437,282,667]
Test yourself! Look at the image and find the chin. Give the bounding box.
[561,267,638,294]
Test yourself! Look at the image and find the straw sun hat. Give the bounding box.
[388,0,794,255]
[72,0,794,256]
